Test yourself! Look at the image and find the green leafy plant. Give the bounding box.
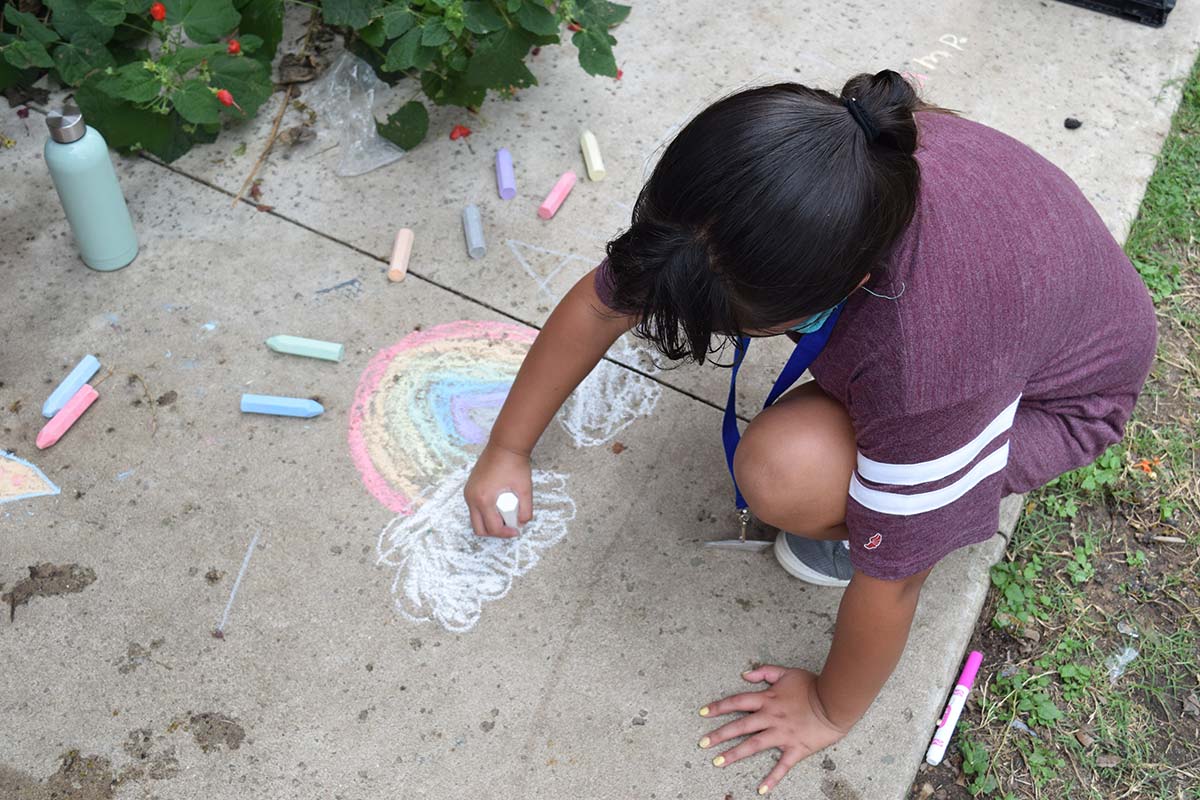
[358,0,630,149]
[2,0,629,161]
[1037,444,1125,519]
[1,0,279,161]
[1064,533,1099,585]
[959,733,999,795]
[990,555,1050,626]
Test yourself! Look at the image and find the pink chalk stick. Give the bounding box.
[537,171,577,219]
[36,383,98,449]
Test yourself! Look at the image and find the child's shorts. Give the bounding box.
[1003,331,1157,496]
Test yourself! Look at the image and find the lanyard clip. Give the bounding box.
[737,507,751,542]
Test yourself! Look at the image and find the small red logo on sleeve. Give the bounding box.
[864,533,883,550]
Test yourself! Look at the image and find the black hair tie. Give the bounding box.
[843,97,880,144]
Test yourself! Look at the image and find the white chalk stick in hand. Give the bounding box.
[496,491,520,530]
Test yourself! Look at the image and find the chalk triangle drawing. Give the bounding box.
[1,451,61,506]
[504,239,595,299]
[377,467,577,633]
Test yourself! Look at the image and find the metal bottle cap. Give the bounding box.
[46,101,86,144]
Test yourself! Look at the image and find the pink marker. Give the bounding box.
[537,170,576,219]
[36,384,98,449]
[925,650,983,766]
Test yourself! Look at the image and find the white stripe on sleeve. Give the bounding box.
[849,442,1010,517]
[856,396,1021,486]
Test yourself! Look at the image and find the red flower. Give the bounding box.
[149,1,166,21]
[227,39,241,55]
[1135,457,1162,476]
[616,68,623,80]
[216,89,243,113]
[567,22,582,31]
[449,124,472,140]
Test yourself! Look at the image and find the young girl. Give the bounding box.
[464,69,1156,793]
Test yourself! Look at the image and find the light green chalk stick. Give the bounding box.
[266,335,344,362]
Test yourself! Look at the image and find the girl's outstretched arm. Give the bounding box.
[696,566,932,794]
[465,268,636,538]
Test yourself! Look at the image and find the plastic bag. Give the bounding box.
[1105,646,1138,684]
[304,52,405,177]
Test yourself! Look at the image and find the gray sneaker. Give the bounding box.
[774,533,854,587]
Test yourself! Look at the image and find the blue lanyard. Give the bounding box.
[722,304,845,514]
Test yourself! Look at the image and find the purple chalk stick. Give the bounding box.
[496,148,516,200]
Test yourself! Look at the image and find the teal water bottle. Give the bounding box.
[44,102,138,271]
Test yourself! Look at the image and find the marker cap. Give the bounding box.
[959,650,984,688]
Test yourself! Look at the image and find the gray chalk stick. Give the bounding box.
[462,204,486,259]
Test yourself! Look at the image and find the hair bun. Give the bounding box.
[839,69,920,155]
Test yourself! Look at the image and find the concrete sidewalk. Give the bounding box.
[2,1,1197,798]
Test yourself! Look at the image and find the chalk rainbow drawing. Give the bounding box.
[349,320,659,632]
[349,320,536,515]
[1,451,60,506]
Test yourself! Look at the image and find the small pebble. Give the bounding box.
[1064,117,1082,130]
[632,717,646,726]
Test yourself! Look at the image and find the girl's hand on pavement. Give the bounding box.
[463,443,533,538]
[698,666,850,795]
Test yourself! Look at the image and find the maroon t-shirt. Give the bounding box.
[599,111,1156,579]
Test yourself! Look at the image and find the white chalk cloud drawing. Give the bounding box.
[352,322,659,633]
[559,338,661,447]
[377,467,576,633]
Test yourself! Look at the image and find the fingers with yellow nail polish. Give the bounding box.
[699,706,710,717]
[698,737,710,749]
[758,784,770,795]
[712,755,725,767]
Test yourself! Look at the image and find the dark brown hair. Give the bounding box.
[604,69,953,363]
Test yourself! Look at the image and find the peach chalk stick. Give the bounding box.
[36,384,98,449]
[388,228,414,282]
[538,171,577,220]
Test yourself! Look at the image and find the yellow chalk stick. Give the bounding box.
[580,129,606,181]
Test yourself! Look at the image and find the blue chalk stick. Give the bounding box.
[43,354,101,418]
[240,394,324,418]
